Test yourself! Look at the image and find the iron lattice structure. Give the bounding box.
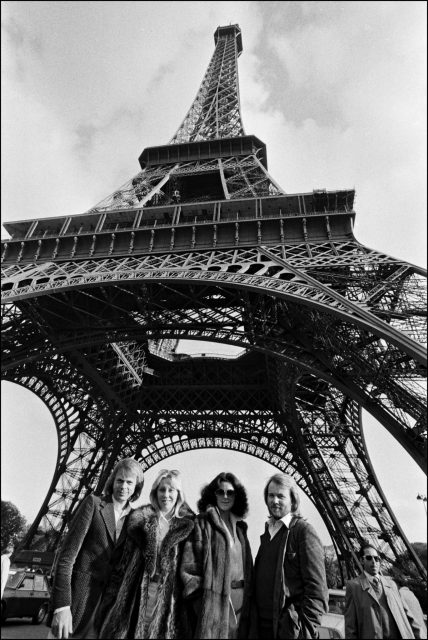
[1,25,426,580]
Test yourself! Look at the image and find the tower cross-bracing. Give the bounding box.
[1,24,426,582]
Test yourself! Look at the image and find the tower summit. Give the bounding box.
[170,23,244,142]
[1,25,426,582]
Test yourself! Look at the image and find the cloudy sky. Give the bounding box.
[1,1,426,553]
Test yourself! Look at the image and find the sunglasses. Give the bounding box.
[364,555,380,562]
[215,489,235,498]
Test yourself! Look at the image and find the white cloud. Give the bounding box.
[236,1,427,265]
[1,81,93,218]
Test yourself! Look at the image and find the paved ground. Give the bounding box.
[0,619,49,639]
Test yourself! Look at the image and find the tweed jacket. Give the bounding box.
[253,515,328,639]
[99,503,195,639]
[180,506,253,639]
[49,493,127,636]
[345,573,424,639]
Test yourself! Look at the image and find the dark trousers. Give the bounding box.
[258,616,275,639]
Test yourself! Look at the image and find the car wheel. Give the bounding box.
[1,600,6,624]
[32,603,47,625]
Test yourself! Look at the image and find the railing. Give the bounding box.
[174,349,247,360]
[1,207,354,244]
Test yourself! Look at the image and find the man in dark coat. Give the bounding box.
[253,473,328,639]
[48,457,144,639]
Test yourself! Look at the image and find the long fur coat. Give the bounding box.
[99,503,195,639]
[180,506,253,639]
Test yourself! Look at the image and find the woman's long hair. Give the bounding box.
[197,471,248,518]
[149,469,186,518]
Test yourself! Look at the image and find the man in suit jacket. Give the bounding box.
[344,541,425,639]
[49,457,144,639]
[253,473,328,639]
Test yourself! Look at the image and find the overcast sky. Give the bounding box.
[1,1,426,554]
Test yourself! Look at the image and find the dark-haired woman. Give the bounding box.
[181,472,253,639]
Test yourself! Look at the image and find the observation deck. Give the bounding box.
[2,190,355,265]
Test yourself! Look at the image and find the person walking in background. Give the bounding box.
[253,473,327,639]
[344,541,426,639]
[99,469,194,639]
[1,543,14,599]
[397,579,427,639]
[181,471,253,639]
[48,457,144,639]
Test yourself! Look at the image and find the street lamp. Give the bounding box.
[416,494,427,515]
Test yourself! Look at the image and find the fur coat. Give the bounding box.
[99,503,195,639]
[180,506,253,639]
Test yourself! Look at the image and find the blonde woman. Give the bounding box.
[100,469,194,639]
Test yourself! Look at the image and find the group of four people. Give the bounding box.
[47,457,425,639]
[48,458,328,639]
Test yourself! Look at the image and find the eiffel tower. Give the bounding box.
[1,24,426,581]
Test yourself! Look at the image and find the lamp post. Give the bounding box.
[416,494,427,515]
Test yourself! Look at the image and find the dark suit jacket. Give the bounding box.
[49,494,127,636]
[254,516,328,639]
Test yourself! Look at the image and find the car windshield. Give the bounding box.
[33,574,48,590]
[5,572,24,588]
[329,591,346,614]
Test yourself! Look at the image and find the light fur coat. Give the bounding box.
[99,503,194,639]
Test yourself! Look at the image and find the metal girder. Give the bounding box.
[3,363,112,545]
[274,363,426,579]
[3,250,425,366]
[84,154,283,214]
[3,276,425,473]
[170,24,244,143]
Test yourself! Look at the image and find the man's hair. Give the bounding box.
[263,473,301,516]
[359,539,379,558]
[149,469,186,518]
[103,457,145,502]
[197,472,249,518]
[3,543,14,554]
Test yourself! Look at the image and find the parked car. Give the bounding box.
[319,588,346,639]
[1,569,50,625]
